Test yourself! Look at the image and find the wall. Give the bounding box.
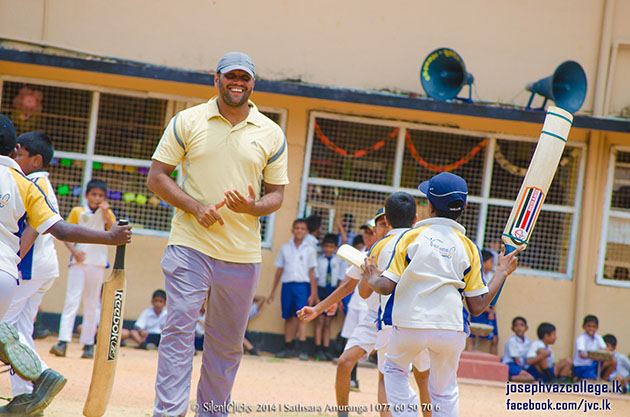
[1,0,630,115]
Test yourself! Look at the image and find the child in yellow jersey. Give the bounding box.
[50,179,116,359]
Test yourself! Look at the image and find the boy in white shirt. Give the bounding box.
[573,314,609,380]
[268,219,318,360]
[501,316,534,382]
[121,289,167,349]
[603,334,630,392]
[526,322,572,382]
[313,233,347,361]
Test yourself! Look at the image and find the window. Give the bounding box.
[299,112,585,278]
[597,147,630,287]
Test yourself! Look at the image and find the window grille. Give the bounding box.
[300,112,584,278]
[597,147,630,287]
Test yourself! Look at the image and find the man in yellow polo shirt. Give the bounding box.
[147,52,288,417]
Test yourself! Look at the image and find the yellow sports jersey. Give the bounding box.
[152,97,289,263]
[382,217,487,332]
[0,156,62,278]
[67,205,116,267]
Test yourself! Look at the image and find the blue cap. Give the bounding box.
[216,52,255,78]
[418,172,468,212]
[374,207,386,221]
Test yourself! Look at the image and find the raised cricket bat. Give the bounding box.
[83,220,128,417]
[336,244,367,269]
[490,106,573,305]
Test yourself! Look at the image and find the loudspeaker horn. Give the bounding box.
[420,48,474,102]
[525,60,587,113]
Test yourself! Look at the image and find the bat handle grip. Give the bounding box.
[489,244,516,306]
[113,220,128,270]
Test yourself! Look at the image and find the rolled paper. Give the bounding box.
[92,162,102,170]
[123,192,136,203]
[135,194,148,205]
[60,159,72,167]
[72,186,82,197]
[57,184,70,195]
[148,196,160,206]
[109,191,122,201]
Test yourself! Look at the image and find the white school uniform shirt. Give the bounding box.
[19,172,60,280]
[502,334,531,365]
[611,352,630,379]
[526,339,554,368]
[67,204,116,267]
[315,254,346,288]
[134,307,168,334]
[0,156,62,279]
[573,332,606,367]
[274,238,317,283]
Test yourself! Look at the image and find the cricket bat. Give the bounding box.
[490,106,573,306]
[336,244,367,269]
[83,220,128,417]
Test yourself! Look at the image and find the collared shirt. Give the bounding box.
[502,334,531,365]
[275,238,317,283]
[67,204,116,267]
[611,352,630,379]
[0,156,62,279]
[315,254,346,288]
[573,332,606,367]
[152,97,289,263]
[527,339,554,368]
[383,217,486,331]
[134,307,168,334]
[18,171,60,280]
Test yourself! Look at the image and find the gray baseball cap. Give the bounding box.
[216,52,255,78]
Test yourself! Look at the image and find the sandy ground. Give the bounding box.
[1,338,629,417]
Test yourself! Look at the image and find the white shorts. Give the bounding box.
[340,307,364,339]
[376,326,430,373]
[344,309,378,360]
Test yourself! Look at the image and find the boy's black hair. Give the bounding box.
[322,233,338,246]
[152,289,167,301]
[512,316,527,327]
[385,192,416,228]
[17,131,54,167]
[292,218,307,228]
[603,334,617,347]
[305,214,322,233]
[583,314,599,326]
[86,179,108,194]
[0,115,17,156]
[481,249,494,263]
[352,235,364,247]
[537,322,556,340]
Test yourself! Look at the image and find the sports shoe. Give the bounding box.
[81,344,94,359]
[0,393,43,416]
[350,379,360,392]
[49,342,67,357]
[25,368,68,415]
[298,351,309,361]
[0,322,42,381]
[274,349,296,359]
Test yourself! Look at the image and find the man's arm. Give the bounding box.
[358,276,374,299]
[297,276,358,322]
[308,267,319,306]
[147,160,225,227]
[466,245,523,316]
[224,182,285,217]
[47,221,131,245]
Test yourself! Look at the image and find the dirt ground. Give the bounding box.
[1,338,629,417]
